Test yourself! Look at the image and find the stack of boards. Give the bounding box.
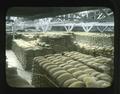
[32,51,113,88]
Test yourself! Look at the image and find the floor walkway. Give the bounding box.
[6,50,32,85]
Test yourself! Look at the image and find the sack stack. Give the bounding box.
[32,51,112,88]
[37,33,78,53]
[11,32,79,71]
[75,32,114,58]
[12,39,53,71]
[63,51,113,76]
[78,43,114,58]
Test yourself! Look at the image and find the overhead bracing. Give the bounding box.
[6,8,114,33]
[64,24,74,32]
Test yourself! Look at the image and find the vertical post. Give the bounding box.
[85,11,88,18]
[94,11,97,20]
[12,22,15,40]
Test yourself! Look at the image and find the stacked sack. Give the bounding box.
[32,52,112,88]
[63,51,113,76]
[75,32,114,47]
[78,43,114,58]
[74,32,114,58]
[12,39,53,71]
[37,33,78,53]
[18,33,39,41]
[32,56,55,87]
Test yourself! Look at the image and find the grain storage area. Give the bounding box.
[32,51,112,87]
[6,7,114,88]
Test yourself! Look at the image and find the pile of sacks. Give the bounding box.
[32,56,57,87]
[75,32,114,47]
[32,51,112,88]
[63,51,113,76]
[18,33,40,41]
[78,43,114,58]
[74,32,114,58]
[37,33,78,53]
[11,33,78,71]
[12,39,53,70]
[6,32,39,49]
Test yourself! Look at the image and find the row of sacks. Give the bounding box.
[75,32,114,47]
[6,32,38,49]
[32,52,112,88]
[37,33,78,52]
[10,32,114,58]
[63,51,113,76]
[74,32,114,58]
[15,32,40,41]
[12,39,53,71]
[12,34,76,70]
[31,56,58,87]
[15,32,78,52]
[11,33,78,71]
[77,43,114,58]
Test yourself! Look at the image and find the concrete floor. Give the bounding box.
[6,50,32,85]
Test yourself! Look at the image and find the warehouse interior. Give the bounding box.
[6,7,114,88]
